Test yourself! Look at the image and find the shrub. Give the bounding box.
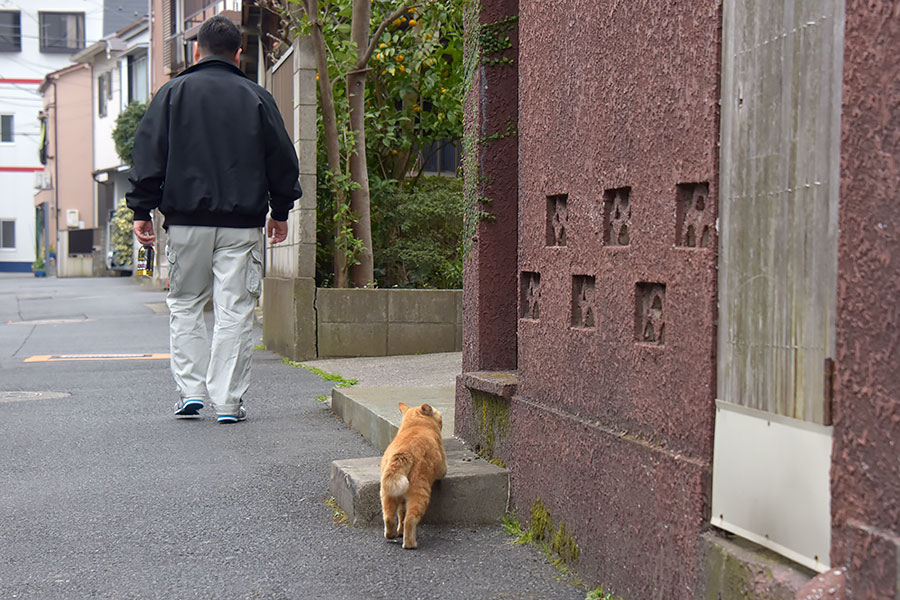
[109,198,134,268]
[372,176,463,289]
[112,102,148,166]
[317,175,463,289]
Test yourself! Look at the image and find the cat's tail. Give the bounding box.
[382,452,413,497]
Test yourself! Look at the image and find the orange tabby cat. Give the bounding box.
[380,402,447,549]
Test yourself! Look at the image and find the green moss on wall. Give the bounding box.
[530,498,552,542]
[471,390,510,459]
[551,521,580,564]
[503,500,582,579]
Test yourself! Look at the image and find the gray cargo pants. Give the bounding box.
[165,225,263,417]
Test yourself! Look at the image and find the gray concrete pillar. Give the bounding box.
[263,36,318,360]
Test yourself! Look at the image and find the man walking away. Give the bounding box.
[126,15,301,424]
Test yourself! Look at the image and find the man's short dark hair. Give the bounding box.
[198,15,242,57]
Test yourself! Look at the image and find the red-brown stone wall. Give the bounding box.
[832,2,900,597]
[512,1,721,596]
[461,0,519,374]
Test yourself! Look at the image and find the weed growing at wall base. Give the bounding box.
[500,501,594,589]
[324,496,349,526]
[282,357,359,388]
[585,586,622,600]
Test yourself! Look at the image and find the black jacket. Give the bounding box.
[126,56,301,227]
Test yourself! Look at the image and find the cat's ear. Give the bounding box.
[420,404,433,416]
[398,402,410,414]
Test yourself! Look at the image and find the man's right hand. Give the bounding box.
[267,218,288,244]
[133,220,156,245]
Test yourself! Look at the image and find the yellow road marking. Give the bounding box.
[25,353,170,363]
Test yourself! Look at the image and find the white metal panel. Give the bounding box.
[712,400,832,572]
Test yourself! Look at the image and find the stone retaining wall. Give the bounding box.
[317,288,461,358]
[262,284,462,360]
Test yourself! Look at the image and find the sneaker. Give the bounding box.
[217,406,247,424]
[174,398,204,417]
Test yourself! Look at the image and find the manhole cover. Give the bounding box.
[0,391,71,403]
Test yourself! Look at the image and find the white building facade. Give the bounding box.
[0,0,103,272]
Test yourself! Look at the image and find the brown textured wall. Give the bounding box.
[832,2,900,597]
[149,0,167,93]
[513,0,721,596]
[460,0,519,373]
[509,398,709,595]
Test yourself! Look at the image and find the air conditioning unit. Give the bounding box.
[66,209,80,228]
[33,171,52,190]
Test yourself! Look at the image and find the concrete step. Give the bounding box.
[330,449,509,527]
[331,385,461,452]
[330,385,510,527]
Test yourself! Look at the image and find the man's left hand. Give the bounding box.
[133,220,156,245]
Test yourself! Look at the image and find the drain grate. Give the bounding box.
[0,391,71,403]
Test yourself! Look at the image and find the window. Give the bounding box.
[0,114,12,143]
[98,74,108,117]
[169,0,178,35]
[183,0,206,21]
[1,220,14,249]
[421,139,461,176]
[39,12,85,53]
[0,11,21,52]
[128,54,148,104]
[68,229,93,254]
[97,72,112,117]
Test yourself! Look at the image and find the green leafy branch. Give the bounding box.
[477,117,517,145]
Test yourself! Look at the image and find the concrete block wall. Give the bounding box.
[262,276,317,361]
[264,287,461,361]
[316,289,462,358]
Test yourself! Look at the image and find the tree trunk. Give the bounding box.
[307,0,348,287]
[347,0,375,287]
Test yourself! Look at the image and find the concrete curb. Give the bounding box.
[332,385,459,452]
[330,450,510,527]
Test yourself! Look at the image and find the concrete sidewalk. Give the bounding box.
[303,352,461,449]
[303,351,462,387]
[305,351,462,452]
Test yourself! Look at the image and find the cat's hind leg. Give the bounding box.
[401,485,431,549]
[398,497,406,530]
[381,492,401,540]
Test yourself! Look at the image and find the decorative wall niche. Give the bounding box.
[571,275,597,328]
[520,271,542,320]
[635,282,666,345]
[675,182,713,248]
[603,187,631,246]
[546,194,568,247]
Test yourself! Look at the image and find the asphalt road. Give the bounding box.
[0,275,585,600]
